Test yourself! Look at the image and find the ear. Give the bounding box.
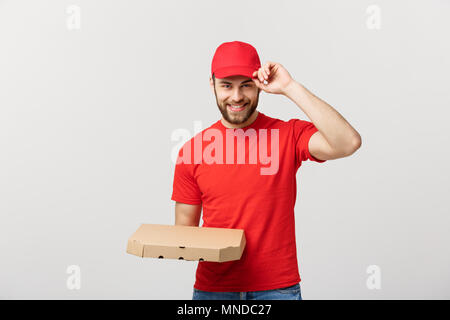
[209,76,214,92]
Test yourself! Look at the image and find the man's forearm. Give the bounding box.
[175,202,201,227]
[283,80,361,152]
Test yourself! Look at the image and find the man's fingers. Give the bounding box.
[261,67,268,80]
[260,69,266,83]
[264,64,270,77]
[252,77,264,90]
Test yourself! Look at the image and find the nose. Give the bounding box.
[230,87,244,103]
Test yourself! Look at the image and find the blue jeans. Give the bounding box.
[192,283,302,300]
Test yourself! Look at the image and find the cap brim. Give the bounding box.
[213,66,258,79]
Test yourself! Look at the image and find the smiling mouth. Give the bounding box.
[227,103,248,112]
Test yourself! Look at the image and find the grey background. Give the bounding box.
[1,0,449,299]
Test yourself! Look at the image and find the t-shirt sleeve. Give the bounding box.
[171,147,202,205]
[291,119,327,165]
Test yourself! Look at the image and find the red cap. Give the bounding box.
[211,41,261,79]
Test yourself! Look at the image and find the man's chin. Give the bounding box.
[225,112,250,125]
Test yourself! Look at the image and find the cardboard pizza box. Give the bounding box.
[126,224,246,263]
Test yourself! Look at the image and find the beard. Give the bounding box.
[214,88,260,125]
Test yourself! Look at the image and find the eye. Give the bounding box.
[222,84,251,88]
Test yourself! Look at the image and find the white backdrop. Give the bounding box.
[0,0,449,299]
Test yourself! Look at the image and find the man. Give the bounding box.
[171,41,361,300]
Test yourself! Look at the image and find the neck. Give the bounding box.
[221,110,259,129]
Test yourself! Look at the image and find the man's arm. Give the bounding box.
[284,80,362,160]
[252,62,362,160]
[175,202,202,227]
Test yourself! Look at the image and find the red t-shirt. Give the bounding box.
[171,111,326,292]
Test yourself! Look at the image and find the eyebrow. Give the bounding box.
[218,79,253,85]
